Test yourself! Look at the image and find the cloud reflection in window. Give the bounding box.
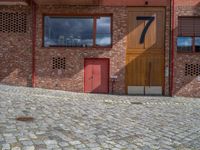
[44,16,94,47]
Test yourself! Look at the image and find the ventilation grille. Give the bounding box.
[52,57,66,69]
[0,12,27,33]
[185,64,200,76]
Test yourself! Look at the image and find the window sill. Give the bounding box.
[41,46,113,49]
[177,51,200,54]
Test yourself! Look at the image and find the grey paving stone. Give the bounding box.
[11,147,21,150]
[23,146,35,150]
[44,140,57,145]
[2,144,10,150]
[21,141,34,146]
[0,84,200,149]
[69,141,82,145]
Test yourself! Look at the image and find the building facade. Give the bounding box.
[0,0,199,97]
[173,0,200,97]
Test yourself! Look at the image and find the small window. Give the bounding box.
[195,37,200,52]
[44,15,112,48]
[177,37,193,52]
[96,17,111,47]
[177,17,200,53]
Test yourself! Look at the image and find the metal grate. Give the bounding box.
[16,116,34,122]
[131,102,143,105]
[185,64,200,76]
[52,57,66,69]
[0,12,27,33]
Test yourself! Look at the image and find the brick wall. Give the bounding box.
[35,5,127,94]
[0,5,32,87]
[0,4,171,95]
[173,1,200,97]
[175,0,200,6]
[165,6,171,96]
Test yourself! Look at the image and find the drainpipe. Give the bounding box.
[31,0,36,87]
[170,0,175,96]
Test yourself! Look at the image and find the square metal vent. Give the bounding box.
[0,12,27,33]
[185,64,200,76]
[52,57,66,70]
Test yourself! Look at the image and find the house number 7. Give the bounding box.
[136,16,155,44]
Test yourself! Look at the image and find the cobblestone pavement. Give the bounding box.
[0,85,200,150]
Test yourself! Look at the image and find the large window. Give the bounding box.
[44,15,112,48]
[177,17,200,53]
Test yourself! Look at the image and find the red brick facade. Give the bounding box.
[173,0,200,97]
[0,6,32,87]
[3,0,199,97]
[35,5,128,94]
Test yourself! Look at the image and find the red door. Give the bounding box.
[84,58,109,93]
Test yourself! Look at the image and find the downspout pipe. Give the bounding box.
[170,0,175,96]
[31,0,36,87]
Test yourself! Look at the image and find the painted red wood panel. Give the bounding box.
[84,58,109,93]
[84,61,93,93]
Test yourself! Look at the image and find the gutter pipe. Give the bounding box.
[170,0,175,96]
[31,0,36,87]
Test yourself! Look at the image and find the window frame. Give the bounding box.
[42,14,113,49]
[177,16,200,53]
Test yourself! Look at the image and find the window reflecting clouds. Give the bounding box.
[44,16,112,48]
[44,17,93,47]
[96,17,111,47]
[177,37,193,52]
[195,37,200,52]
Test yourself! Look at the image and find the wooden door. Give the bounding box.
[126,7,165,95]
[84,58,109,93]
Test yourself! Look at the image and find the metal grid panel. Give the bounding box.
[52,57,66,70]
[185,64,200,76]
[0,12,27,33]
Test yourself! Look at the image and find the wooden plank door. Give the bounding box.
[84,58,109,93]
[126,7,165,95]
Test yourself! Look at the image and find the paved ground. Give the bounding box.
[0,85,200,150]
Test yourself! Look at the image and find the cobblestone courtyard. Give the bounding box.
[0,85,200,150]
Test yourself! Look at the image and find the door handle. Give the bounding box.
[149,62,152,87]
